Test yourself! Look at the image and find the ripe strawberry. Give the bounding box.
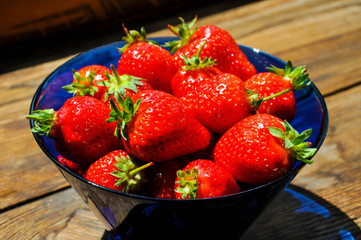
[117,26,177,93]
[62,65,110,100]
[99,64,153,103]
[58,155,86,177]
[245,61,310,121]
[171,43,290,134]
[145,158,189,199]
[174,159,239,199]
[107,90,213,162]
[166,16,257,81]
[85,150,153,193]
[26,96,123,166]
[212,114,316,185]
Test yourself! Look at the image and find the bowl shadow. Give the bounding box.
[100,184,360,240]
[241,184,361,240]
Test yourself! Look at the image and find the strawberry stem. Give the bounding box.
[248,88,292,115]
[111,155,153,193]
[129,162,154,177]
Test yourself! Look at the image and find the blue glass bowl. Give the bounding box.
[29,37,328,240]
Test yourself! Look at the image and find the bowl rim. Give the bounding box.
[28,37,329,202]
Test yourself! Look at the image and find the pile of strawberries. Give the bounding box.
[27,17,316,199]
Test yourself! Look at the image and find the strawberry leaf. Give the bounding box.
[107,96,142,140]
[62,69,99,97]
[118,26,158,53]
[175,168,199,199]
[110,155,153,193]
[163,16,198,53]
[268,120,317,164]
[100,64,145,101]
[267,60,310,90]
[181,40,217,71]
[26,109,57,138]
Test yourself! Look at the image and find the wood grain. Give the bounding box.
[1,0,360,239]
[0,188,87,240]
[0,60,73,210]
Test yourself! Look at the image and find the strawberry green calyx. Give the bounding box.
[26,109,56,138]
[111,155,153,193]
[164,16,198,53]
[247,88,292,115]
[268,120,317,164]
[99,64,145,101]
[62,69,99,97]
[175,168,199,199]
[119,26,157,53]
[182,41,217,71]
[267,61,310,90]
[107,96,142,140]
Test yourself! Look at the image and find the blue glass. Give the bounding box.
[29,38,329,240]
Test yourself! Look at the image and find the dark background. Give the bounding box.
[0,0,258,74]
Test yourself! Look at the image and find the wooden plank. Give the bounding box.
[293,84,361,226]
[0,0,360,228]
[150,0,361,96]
[55,208,105,240]
[1,80,360,240]
[0,188,88,240]
[0,61,72,210]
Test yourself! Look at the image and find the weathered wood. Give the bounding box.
[0,0,360,239]
[150,0,361,96]
[293,84,361,226]
[55,208,105,240]
[0,188,87,240]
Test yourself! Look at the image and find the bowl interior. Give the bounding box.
[30,37,328,181]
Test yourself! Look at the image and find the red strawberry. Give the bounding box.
[174,159,239,199]
[117,27,177,93]
[99,64,153,103]
[107,90,213,162]
[245,61,310,121]
[26,96,123,166]
[212,114,316,185]
[62,65,110,100]
[85,150,153,193]
[166,16,257,81]
[171,43,290,134]
[145,158,189,199]
[58,155,86,177]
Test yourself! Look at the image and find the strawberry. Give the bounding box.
[166,16,257,81]
[245,61,310,121]
[171,43,290,134]
[62,65,110,100]
[212,114,317,185]
[107,90,213,162]
[117,26,177,93]
[99,64,153,103]
[26,96,123,166]
[58,155,86,177]
[174,159,239,199]
[145,158,189,199]
[85,150,153,193]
